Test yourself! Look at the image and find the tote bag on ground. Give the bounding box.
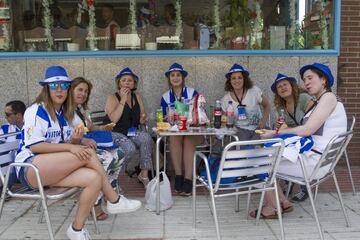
[145,171,173,211]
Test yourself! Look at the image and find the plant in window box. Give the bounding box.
[223,0,252,49]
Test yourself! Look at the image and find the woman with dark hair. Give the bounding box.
[221,64,270,140]
[15,66,141,240]
[70,77,125,221]
[104,67,153,188]
[250,63,347,219]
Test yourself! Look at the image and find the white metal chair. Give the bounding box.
[0,133,99,240]
[278,130,353,240]
[193,139,285,240]
[90,110,107,125]
[343,116,356,194]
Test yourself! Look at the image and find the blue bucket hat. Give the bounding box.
[271,73,297,93]
[225,64,250,80]
[115,67,139,82]
[299,62,334,87]
[165,63,188,78]
[39,66,71,86]
[84,131,118,149]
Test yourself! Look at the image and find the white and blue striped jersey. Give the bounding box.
[14,103,74,177]
[160,86,198,117]
[0,123,21,143]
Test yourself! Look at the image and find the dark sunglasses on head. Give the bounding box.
[48,82,71,90]
[5,112,16,117]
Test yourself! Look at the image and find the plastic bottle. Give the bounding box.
[275,109,286,133]
[214,100,222,129]
[226,101,235,128]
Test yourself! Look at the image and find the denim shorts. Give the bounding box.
[18,156,36,190]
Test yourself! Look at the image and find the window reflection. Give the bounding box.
[0,0,334,52]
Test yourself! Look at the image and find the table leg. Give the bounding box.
[156,136,163,215]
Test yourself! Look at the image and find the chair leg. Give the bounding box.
[0,173,11,221]
[38,200,45,224]
[274,180,285,240]
[255,190,265,226]
[209,189,221,240]
[235,189,240,212]
[305,180,324,240]
[192,176,197,229]
[344,150,356,195]
[91,206,100,234]
[285,182,293,199]
[314,181,319,203]
[333,173,350,227]
[246,187,252,220]
[40,195,55,240]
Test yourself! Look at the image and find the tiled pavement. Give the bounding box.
[0,165,359,240]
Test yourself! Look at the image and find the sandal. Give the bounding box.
[281,203,294,213]
[249,209,279,219]
[96,211,108,221]
[94,205,108,221]
[137,174,150,188]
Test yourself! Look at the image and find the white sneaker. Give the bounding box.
[66,224,91,240]
[106,195,141,214]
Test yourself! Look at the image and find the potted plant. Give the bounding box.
[223,0,252,49]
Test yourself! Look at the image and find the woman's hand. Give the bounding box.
[259,129,276,139]
[258,118,267,129]
[118,87,130,100]
[71,127,84,144]
[140,113,147,124]
[81,138,97,149]
[70,145,93,161]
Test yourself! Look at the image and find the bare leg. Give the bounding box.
[183,136,203,180]
[262,182,292,215]
[54,168,102,229]
[26,151,120,229]
[169,136,184,175]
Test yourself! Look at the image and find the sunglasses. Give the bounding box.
[5,112,16,117]
[48,82,71,90]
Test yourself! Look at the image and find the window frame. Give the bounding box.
[0,0,341,60]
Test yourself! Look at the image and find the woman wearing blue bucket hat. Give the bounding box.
[160,62,203,196]
[14,66,141,240]
[250,63,347,219]
[104,67,153,189]
[221,63,271,140]
[272,73,314,202]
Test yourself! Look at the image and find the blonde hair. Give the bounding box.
[35,85,75,124]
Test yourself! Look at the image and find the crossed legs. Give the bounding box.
[26,149,119,229]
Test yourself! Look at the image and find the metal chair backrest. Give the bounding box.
[214,138,284,192]
[348,115,355,131]
[90,110,107,125]
[309,130,353,181]
[0,132,21,183]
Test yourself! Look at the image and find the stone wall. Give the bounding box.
[0,56,337,126]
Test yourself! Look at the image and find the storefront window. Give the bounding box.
[0,0,335,52]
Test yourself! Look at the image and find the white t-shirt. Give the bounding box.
[221,86,263,130]
[15,103,74,176]
[302,101,347,152]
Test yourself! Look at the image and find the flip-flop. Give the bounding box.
[96,210,108,221]
[281,204,294,213]
[249,209,279,219]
